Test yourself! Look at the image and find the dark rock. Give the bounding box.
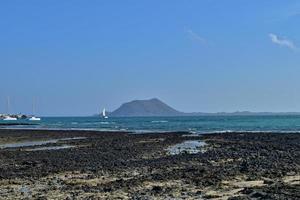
[152,186,163,193]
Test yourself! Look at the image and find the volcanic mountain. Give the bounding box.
[110,98,183,117]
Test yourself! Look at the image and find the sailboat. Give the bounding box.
[29,116,41,121]
[29,98,41,121]
[3,96,17,121]
[102,108,108,119]
[3,115,17,121]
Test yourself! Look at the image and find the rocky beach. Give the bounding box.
[0,129,299,199]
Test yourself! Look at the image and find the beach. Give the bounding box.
[0,129,299,199]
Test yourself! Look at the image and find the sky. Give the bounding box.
[1,0,300,116]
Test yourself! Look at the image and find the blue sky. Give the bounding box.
[1,0,300,116]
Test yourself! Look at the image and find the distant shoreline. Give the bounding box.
[2,127,300,135]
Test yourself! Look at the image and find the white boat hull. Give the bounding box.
[29,117,41,121]
[3,117,17,121]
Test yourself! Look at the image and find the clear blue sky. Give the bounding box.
[1,0,300,116]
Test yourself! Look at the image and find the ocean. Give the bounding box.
[2,115,300,133]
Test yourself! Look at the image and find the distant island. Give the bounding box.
[104,98,300,117]
[110,98,183,117]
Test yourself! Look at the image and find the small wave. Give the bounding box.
[151,120,168,123]
[49,123,63,126]
[81,122,96,125]
[99,122,110,125]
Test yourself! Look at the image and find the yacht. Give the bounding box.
[102,108,108,119]
[28,98,41,121]
[3,97,17,121]
[29,116,41,121]
[3,115,17,121]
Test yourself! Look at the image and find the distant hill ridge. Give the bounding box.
[110,98,183,117]
[108,98,300,117]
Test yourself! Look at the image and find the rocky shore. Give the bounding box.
[0,129,299,199]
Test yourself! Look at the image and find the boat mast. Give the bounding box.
[6,96,10,114]
[32,98,36,116]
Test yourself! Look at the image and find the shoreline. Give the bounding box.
[3,126,300,135]
[0,129,299,199]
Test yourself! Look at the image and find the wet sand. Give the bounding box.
[0,129,299,199]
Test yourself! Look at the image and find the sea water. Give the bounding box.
[2,115,300,133]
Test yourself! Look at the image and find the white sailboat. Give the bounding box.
[3,116,17,121]
[102,108,108,119]
[29,98,41,121]
[29,116,41,121]
[3,96,17,121]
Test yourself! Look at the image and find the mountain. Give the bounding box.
[110,98,183,117]
[107,98,300,117]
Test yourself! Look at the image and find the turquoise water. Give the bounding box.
[2,115,300,133]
